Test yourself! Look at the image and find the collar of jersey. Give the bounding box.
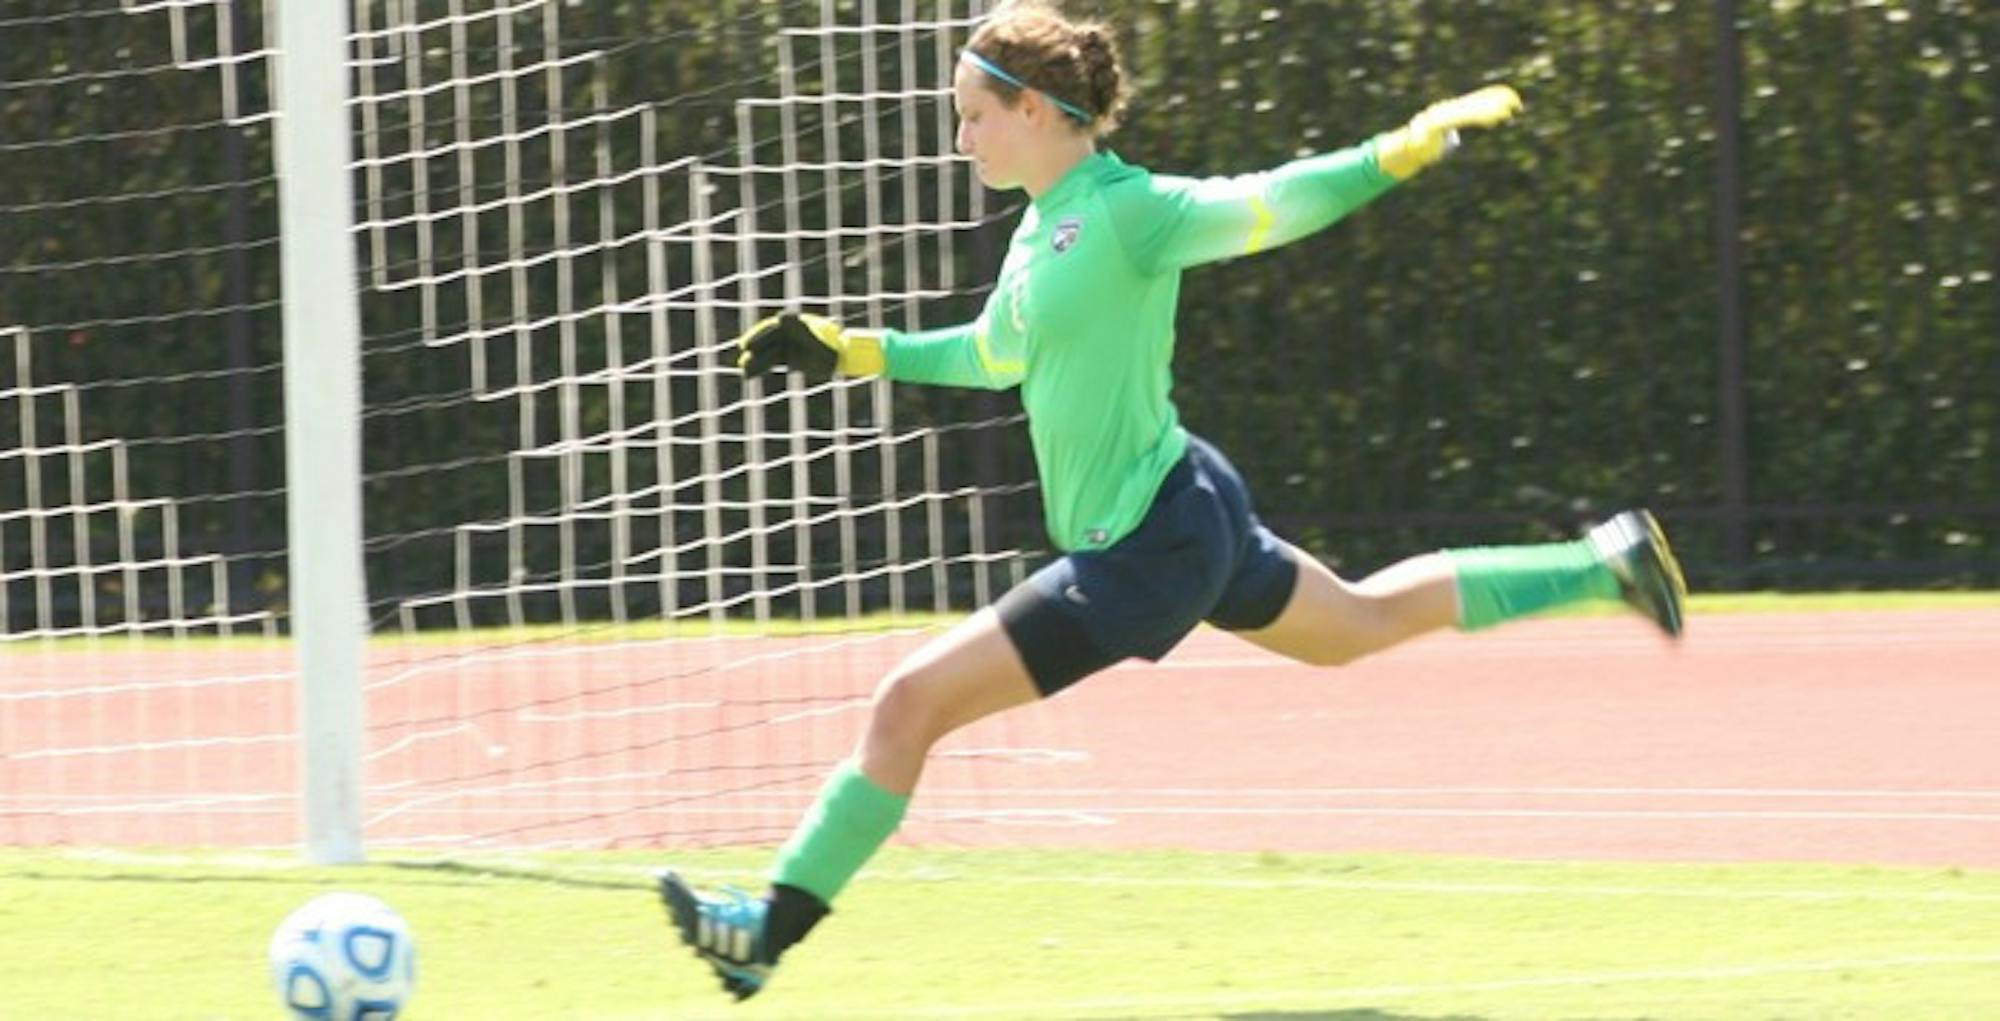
[1033,150,1116,211]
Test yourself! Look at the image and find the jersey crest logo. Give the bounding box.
[1051,216,1083,253]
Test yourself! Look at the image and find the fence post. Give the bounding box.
[1714,0,1751,577]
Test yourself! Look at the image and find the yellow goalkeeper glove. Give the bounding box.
[735,312,886,378]
[1375,84,1524,180]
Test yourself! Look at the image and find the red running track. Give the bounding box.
[3,610,1996,866]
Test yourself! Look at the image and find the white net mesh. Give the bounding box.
[355,0,1046,850]
[2,0,1058,851]
[2,0,289,844]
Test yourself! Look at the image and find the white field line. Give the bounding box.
[513,699,723,723]
[0,670,292,701]
[0,792,289,816]
[6,733,291,759]
[365,721,511,761]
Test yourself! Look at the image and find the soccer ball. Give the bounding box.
[268,892,418,1020]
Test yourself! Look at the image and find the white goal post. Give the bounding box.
[273,0,369,865]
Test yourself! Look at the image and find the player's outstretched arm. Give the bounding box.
[1375,84,1524,180]
[1122,84,1523,273]
[736,313,1021,392]
[736,313,886,378]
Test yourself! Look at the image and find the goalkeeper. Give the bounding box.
[660,0,1686,1000]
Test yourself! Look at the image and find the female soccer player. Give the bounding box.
[661,1,1686,1000]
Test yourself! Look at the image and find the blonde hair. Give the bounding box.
[966,1,1129,136]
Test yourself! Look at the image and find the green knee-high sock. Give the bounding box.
[1445,539,1622,631]
[771,759,909,905]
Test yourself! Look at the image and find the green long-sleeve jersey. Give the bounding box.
[882,140,1399,553]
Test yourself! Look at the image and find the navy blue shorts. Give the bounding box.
[995,434,1299,696]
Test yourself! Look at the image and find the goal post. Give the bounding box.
[273,0,367,865]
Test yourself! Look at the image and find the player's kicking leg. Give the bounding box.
[1230,507,1689,669]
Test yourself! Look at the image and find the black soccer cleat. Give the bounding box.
[656,870,773,1001]
[1586,509,1688,639]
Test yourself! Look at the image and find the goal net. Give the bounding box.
[1,0,289,845]
[2,0,1064,853]
[353,0,1044,851]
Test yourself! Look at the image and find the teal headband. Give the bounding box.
[959,49,1093,124]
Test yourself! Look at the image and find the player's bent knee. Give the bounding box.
[863,666,950,755]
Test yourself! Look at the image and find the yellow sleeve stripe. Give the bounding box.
[974,326,1025,377]
[1244,191,1276,254]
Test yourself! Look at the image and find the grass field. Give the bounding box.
[4,846,1997,1019]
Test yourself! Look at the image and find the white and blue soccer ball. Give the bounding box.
[268,891,418,1020]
